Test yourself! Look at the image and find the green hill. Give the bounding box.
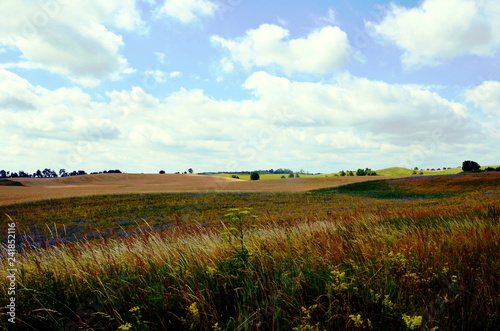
[0,179,23,186]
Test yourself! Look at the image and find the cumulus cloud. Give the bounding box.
[0,69,493,173]
[0,0,143,86]
[158,0,218,23]
[465,81,500,115]
[211,24,353,75]
[367,0,500,68]
[243,71,478,145]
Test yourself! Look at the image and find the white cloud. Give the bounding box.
[220,58,234,73]
[158,0,218,23]
[243,71,478,144]
[0,69,494,173]
[313,8,338,26]
[211,24,353,75]
[144,70,168,83]
[367,0,500,68]
[465,81,500,115]
[0,0,143,86]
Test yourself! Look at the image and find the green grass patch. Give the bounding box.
[0,179,24,186]
[311,179,452,199]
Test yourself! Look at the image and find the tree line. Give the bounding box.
[0,169,122,178]
[339,168,377,176]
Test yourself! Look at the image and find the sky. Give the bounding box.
[0,0,499,174]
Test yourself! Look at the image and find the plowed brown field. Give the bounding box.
[0,173,407,206]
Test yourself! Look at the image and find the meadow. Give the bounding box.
[0,172,499,330]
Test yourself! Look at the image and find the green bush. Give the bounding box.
[250,172,260,180]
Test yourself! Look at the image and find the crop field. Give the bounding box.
[0,172,499,330]
[0,173,406,206]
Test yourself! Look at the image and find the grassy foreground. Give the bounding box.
[1,173,499,330]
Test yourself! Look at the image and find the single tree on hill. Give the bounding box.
[462,160,480,172]
[188,168,193,174]
[250,172,260,180]
[159,170,165,174]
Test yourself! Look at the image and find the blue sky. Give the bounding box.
[0,0,499,174]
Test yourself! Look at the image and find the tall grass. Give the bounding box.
[1,173,499,330]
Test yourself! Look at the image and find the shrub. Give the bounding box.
[250,172,260,180]
[288,173,295,178]
[462,160,480,172]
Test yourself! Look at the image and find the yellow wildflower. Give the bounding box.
[129,306,140,313]
[349,314,364,328]
[117,323,132,331]
[188,302,199,319]
[402,314,423,330]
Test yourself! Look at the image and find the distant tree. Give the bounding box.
[485,167,495,172]
[231,174,240,179]
[188,168,193,174]
[462,160,480,172]
[250,172,260,180]
[295,174,300,178]
[348,171,354,176]
[281,175,286,178]
[35,170,43,178]
[496,167,500,172]
[42,168,57,178]
[414,167,419,170]
[288,173,294,178]
[339,170,346,176]
[412,170,417,175]
[59,169,67,177]
[0,170,6,178]
[356,168,373,176]
[159,170,165,174]
[19,171,30,178]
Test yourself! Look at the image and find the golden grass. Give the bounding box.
[0,173,408,206]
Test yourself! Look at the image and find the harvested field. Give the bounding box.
[0,173,407,206]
